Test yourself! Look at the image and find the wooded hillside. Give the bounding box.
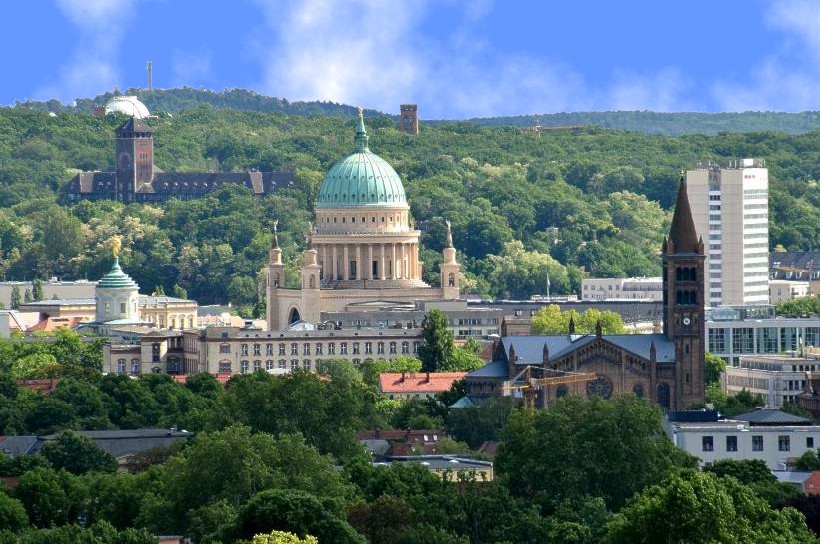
[0,104,817,308]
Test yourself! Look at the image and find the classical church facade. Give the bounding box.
[66,117,294,202]
[466,179,707,410]
[265,110,460,332]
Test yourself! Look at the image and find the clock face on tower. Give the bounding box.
[683,317,691,326]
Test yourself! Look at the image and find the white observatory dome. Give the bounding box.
[104,96,150,119]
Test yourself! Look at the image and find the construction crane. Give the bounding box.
[501,365,597,409]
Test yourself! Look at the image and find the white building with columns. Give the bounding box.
[265,110,460,331]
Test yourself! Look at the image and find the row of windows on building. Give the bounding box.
[702,434,812,452]
[319,213,405,224]
[708,327,820,355]
[219,358,372,374]
[116,357,181,374]
[726,375,807,392]
[223,341,420,357]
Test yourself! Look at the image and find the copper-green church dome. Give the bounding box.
[316,110,407,209]
[97,257,139,289]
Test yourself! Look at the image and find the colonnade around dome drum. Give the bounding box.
[313,239,423,283]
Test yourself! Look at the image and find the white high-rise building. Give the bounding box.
[686,159,769,306]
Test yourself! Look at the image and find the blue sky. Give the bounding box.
[3,0,820,118]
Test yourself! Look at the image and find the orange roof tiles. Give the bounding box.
[28,316,86,332]
[379,372,467,394]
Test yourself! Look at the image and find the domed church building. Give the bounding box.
[265,109,461,331]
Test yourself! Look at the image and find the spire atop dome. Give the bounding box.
[354,107,369,152]
[668,177,700,254]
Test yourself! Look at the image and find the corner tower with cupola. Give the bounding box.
[95,239,140,323]
[265,108,461,331]
[662,178,706,408]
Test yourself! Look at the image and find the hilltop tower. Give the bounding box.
[662,178,706,408]
[115,117,154,201]
[399,104,419,135]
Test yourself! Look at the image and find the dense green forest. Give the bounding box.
[14,87,820,135]
[0,331,816,543]
[458,110,820,135]
[0,104,818,306]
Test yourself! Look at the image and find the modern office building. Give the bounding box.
[687,160,769,306]
[724,354,820,407]
[706,316,820,366]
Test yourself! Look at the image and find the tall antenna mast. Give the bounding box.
[146,61,153,91]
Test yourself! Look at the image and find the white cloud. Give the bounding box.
[712,0,820,111]
[610,68,694,112]
[253,0,820,116]
[253,0,425,110]
[36,0,137,102]
[251,0,592,117]
[171,49,213,87]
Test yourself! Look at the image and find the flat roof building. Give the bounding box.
[687,160,769,306]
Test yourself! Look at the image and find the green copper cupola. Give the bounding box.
[97,257,139,290]
[316,107,407,208]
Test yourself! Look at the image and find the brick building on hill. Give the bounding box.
[66,117,294,202]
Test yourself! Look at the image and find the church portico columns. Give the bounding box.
[368,244,373,280]
[355,245,361,280]
[332,246,338,280]
[343,245,349,280]
[380,244,386,280]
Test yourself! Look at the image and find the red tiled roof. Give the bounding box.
[168,373,232,384]
[357,429,445,441]
[17,379,60,394]
[804,471,820,495]
[28,316,87,332]
[379,372,467,394]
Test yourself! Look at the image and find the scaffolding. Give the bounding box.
[501,365,597,409]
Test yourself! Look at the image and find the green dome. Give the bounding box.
[97,257,139,289]
[316,112,406,208]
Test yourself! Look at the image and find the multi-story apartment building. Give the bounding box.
[665,409,818,470]
[687,160,769,306]
[769,279,811,305]
[104,323,424,377]
[580,277,663,301]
